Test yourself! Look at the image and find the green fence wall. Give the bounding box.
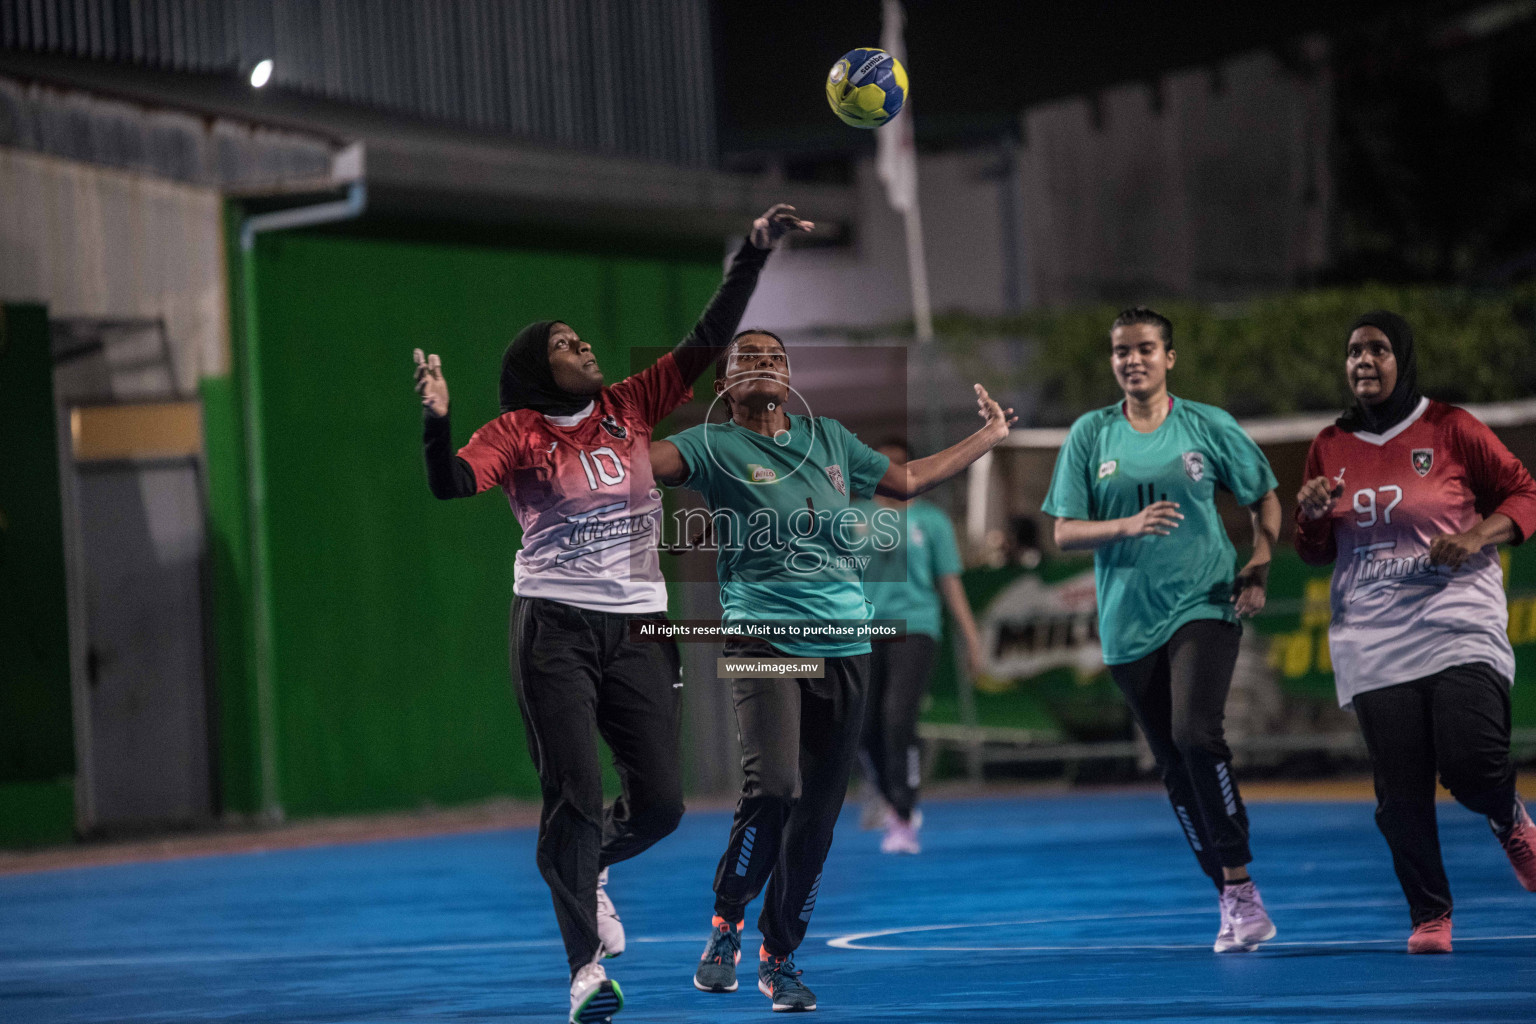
[214,225,721,819]
[929,548,1536,743]
[0,304,76,846]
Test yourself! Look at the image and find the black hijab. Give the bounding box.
[1336,310,1422,434]
[497,320,595,416]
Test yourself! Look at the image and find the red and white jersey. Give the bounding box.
[456,354,691,613]
[1295,398,1536,706]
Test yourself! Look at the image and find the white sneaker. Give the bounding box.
[1214,880,1276,952]
[569,961,623,1023]
[596,867,625,958]
[880,817,921,855]
[1212,894,1242,953]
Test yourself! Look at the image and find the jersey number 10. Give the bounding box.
[577,446,626,490]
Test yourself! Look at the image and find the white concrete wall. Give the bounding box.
[0,147,226,389]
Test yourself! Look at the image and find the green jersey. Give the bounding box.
[667,414,891,657]
[862,499,963,641]
[1041,397,1277,665]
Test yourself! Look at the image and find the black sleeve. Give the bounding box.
[671,235,772,383]
[423,411,478,499]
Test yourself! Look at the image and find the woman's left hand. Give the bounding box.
[751,203,815,248]
[1231,561,1270,618]
[1428,530,1483,571]
[974,384,1018,444]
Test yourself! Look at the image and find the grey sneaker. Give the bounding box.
[569,961,623,1023]
[758,954,816,1012]
[693,918,742,993]
[596,868,624,958]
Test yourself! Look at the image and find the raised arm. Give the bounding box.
[651,439,689,488]
[671,204,814,382]
[414,348,478,500]
[876,384,1017,499]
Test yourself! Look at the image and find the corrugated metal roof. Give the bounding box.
[1,0,717,166]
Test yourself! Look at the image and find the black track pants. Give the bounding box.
[1108,618,1251,887]
[860,635,938,822]
[1352,662,1516,926]
[711,639,869,957]
[512,596,685,975]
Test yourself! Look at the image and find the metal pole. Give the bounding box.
[237,179,367,822]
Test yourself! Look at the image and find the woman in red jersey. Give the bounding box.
[412,205,810,1023]
[1295,310,1536,954]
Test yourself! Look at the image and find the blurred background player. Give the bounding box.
[857,438,985,854]
[1042,307,1282,953]
[651,330,1015,1011]
[412,205,810,1022]
[1296,311,1536,954]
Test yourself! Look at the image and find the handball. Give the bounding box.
[825,47,907,129]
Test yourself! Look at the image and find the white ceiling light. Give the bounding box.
[250,59,274,88]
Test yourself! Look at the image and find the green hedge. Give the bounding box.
[825,284,1536,423]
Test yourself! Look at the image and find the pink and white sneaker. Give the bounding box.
[1407,916,1452,954]
[880,817,921,855]
[1493,798,1536,892]
[1214,880,1276,952]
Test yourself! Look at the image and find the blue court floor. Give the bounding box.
[2,793,1533,1023]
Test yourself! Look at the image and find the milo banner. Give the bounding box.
[927,548,1536,742]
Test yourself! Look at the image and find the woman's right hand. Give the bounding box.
[1122,500,1183,538]
[413,348,450,418]
[1297,476,1338,521]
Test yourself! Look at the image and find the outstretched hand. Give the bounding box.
[413,348,449,418]
[974,383,1017,444]
[751,203,815,249]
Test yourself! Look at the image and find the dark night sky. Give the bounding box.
[711,0,1468,158]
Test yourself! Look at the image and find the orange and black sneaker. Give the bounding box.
[758,948,816,1012]
[694,916,743,993]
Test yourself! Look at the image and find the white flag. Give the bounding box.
[876,0,917,213]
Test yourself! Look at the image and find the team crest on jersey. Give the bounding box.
[1412,448,1433,476]
[825,464,846,495]
[1182,451,1205,483]
[600,414,628,440]
[747,463,778,484]
[1098,459,1118,480]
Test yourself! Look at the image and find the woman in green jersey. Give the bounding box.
[650,329,1014,1011]
[1042,307,1282,954]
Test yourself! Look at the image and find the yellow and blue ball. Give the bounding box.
[825,47,907,129]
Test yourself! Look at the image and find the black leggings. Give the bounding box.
[712,639,869,957]
[1108,618,1251,887]
[861,635,938,822]
[512,596,685,974]
[1352,662,1516,926]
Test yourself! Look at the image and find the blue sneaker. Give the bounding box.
[758,953,817,1012]
[694,917,742,993]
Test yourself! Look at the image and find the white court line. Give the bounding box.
[827,896,1536,952]
[0,934,710,973]
[7,896,1529,971]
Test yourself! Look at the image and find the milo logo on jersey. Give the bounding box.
[1348,539,1447,600]
[557,500,656,563]
[746,464,778,484]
